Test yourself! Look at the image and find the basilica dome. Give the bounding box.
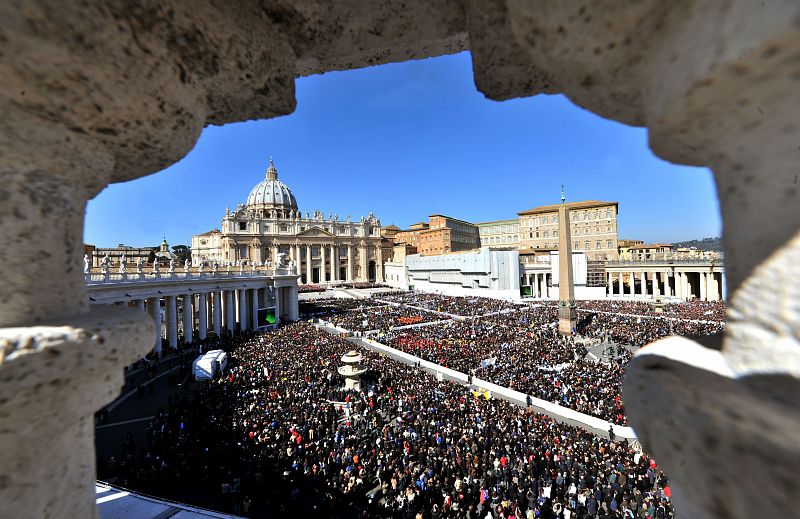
[245,159,298,214]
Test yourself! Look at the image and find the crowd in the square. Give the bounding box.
[368,301,723,425]
[326,304,451,333]
[379,293,522,317]
[99,322,673,518]
[576,300,726,324]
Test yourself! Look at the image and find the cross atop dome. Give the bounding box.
[266,157,278,180]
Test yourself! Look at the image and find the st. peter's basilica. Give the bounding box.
[192,159,385,284]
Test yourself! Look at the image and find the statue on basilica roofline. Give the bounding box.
[184,259,190,272]
[83,254,90,275]
[347,214,351,223]
[152,258,160,274]
[119,255,127,274]
[100,254,110,274]
[168,258,175,274]
[136,257,143,274]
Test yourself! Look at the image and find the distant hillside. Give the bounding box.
[671,237,722,251]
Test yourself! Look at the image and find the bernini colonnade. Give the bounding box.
[1,2,799,518]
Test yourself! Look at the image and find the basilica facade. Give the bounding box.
[192,159,384,284]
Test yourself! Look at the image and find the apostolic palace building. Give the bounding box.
[192,159,384,284]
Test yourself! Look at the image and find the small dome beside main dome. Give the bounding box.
[245,158,298,212]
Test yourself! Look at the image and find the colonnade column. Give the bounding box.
[274,286,282,325]
[146,297,162,354]
[182,294,193,343]
[641,271,648,298]
[721,272,727,301]
[347,245,354,281]
[212,291,222,336]
[225,290,235,334]
[320,244,327,283]
[166,295,178,348]
[607,272,613,297]
[136,300,145,312]
[198,293,207,340]
[251,288,259,330]
[306,245,312,284]
[289,285,299,321]
[238,288,248,331]
[700,272,707,301]
[684,272,691,300]
[652,272,660,297]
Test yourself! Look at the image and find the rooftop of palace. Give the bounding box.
[517,200,618,216]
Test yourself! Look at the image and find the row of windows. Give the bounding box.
[573,240,614,249]
[481,224,519,235]
[572,209,614,221]
[485,235,519,244]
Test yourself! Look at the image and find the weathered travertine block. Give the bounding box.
[0,306,152,518]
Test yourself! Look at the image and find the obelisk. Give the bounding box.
[557,186,577,335]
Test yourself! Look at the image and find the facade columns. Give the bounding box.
[653,272,661,297]
[359,242,367,281]
[146,297,162,354]
[330,244,337,282]
[198,293,207,340]
[305,245,312,284]
[165,295,178,348]
[238,288,248,331]
[136,299,146,312]
[272,245,278,269]
[376,246,384,282]
[225,290,235,334]
[320,243,327,283]
[182,294,193,343]
[607,272,613,297]
[347,245,354,281]
[641,271,648,298]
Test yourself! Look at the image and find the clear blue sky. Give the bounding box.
[85,51,720,248]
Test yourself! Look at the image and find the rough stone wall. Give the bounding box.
[1,1,799,517]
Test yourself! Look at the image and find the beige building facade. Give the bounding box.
[192,159,384,284]
[518,200,619,260]
[477,219,520,248]
[394,214,481,256]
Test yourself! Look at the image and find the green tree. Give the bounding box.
[172,245,192,264]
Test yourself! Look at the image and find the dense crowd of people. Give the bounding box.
[576,300,726,324]
[327,304,451,333]
[380,293,521,317]
[100,322,673,518]
[365,301,723,425]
